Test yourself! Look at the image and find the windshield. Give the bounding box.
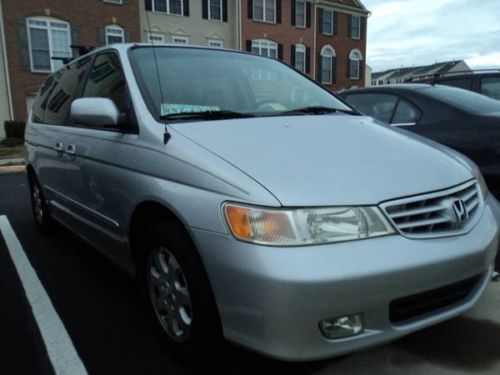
[422,85,500,114]
[129,46,351,121]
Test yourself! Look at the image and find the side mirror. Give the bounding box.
[70,98,120,128]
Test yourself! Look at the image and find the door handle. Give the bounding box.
[65,144,76,159]
[54,141,64,155]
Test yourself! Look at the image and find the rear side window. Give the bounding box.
[481,77,500,100]
[42,56,93,125]
[83,52,130,114]
[344,93,398,123]
[392,99,421,124]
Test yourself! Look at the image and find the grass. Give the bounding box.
[0,138,24,160]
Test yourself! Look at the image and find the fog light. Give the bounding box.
[319,314,364,339]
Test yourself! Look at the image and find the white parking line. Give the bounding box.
[0,215,87,375]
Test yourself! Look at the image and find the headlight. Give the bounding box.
[223,203,395,246]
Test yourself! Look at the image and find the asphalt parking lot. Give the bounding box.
[1,171,500,375]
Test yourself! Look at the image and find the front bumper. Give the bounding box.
[189,195,499,361]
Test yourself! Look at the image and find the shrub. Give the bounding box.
[4,121,26,140]
[0,137,23,147]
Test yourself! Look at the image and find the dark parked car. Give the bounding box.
[338,84,500,198]
[407,70,500,100]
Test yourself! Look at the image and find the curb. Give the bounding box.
[0,165,25,174]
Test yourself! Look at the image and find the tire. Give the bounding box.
[138,221,223,359]
[29,175,55,235]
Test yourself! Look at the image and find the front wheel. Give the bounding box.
[138,221,222,358]
[29,176,54,235]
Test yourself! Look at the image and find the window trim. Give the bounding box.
[351,15,361,39]
[152,0,185,16]
[105,25,125,45]
[103,0,123,4]
[322,9,334,35]
[349,49,362,80]
[320,45,335,85]
[295,44,306,73]
[295,0,307,28]
[251,38,278,59]
[26,17,72,73]
[253,0,277,24]
[172,36,189,44]
[208,0,223,21]
[208,39,223,48]
[147,32,166,43]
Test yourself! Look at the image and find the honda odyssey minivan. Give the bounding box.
[25,44,499,361]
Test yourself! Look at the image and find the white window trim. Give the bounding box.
[295,0,307,28]
[208,39,223,48]
[251,39,278,59]
[26,17,71,73]
[295,44,306,73]
[320,45,336,85]
[103,0,123,5]
[208,0,223,21]
[105,25,125,45]
[253,0,277,24]
[351,15,361,40]
[152,0,185,16]
[349,49,362,80]
[148,32,165,43]
[321,9,334,35]
[172,36,189,44]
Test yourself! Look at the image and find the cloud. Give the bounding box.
[363,0,500,72]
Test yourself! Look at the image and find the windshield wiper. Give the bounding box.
[160,110,256,121]
[273,106,359,116]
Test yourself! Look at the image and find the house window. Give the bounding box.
[378,80,383,85]
[208,40,223,48]
[209,0,222,20]
[351,15,361,39]
[320,46,335,84]
[251,39,277,59]
[27,17,71,72]
[105,25,125,44]
[153,0,184,15]
[322,9,333,35]
[295,44,306,73]
[295,0,306,27]
[349,50,362,79]
[148,33,165,43]
[253,0,276,23]
[172,36,189,44]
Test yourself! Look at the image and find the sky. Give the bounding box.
[362,0,500,72]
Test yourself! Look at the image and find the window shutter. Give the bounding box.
[318,8,324,34]
[347,15,352,38]
[306,2,311,28]
[184,0,190,16]
[278,43,283,60]
[70,24,80,47]
[359,60,364,79]
[333,12,338,35]
[124,30,132,43]
[317,55,322,82]
[290,45,296,67]
[347,57,351,79]
[332,56,337,83]
[97,27,106,46]
[276,0,282,23]
[291,0,296,26]
[223,0,228,22]
[248,0,253,19]
[306,47,311,73]
[17,18,31,71]
[145,0,152,11]
[202,0,208,19]
[361,17,366,40]
[246,40,252,52]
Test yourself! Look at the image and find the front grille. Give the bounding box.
[389,274,482,324]
[380,180,483,239]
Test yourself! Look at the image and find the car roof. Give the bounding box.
[339,83,434,95]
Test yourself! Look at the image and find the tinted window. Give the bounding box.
[83,52,130,114]
[481,77,500,100]
[344,93,398,123]
[423,85,500,114]
[42,56,93,125]
[129,47,350,120]
[440,78,473,90]
[392,99,421,124]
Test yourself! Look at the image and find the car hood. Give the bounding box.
[172,115,475,206]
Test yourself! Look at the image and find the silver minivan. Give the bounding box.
[25,44,499,361]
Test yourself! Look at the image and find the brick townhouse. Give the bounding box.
[1,0,140,122]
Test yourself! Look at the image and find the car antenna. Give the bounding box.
[145,8,171,145]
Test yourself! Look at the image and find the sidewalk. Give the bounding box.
[0,158,25,173]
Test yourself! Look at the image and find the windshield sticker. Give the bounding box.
[160,103,220,116]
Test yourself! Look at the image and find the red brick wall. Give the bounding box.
[241,0,367,91]
[2,0,140,121]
